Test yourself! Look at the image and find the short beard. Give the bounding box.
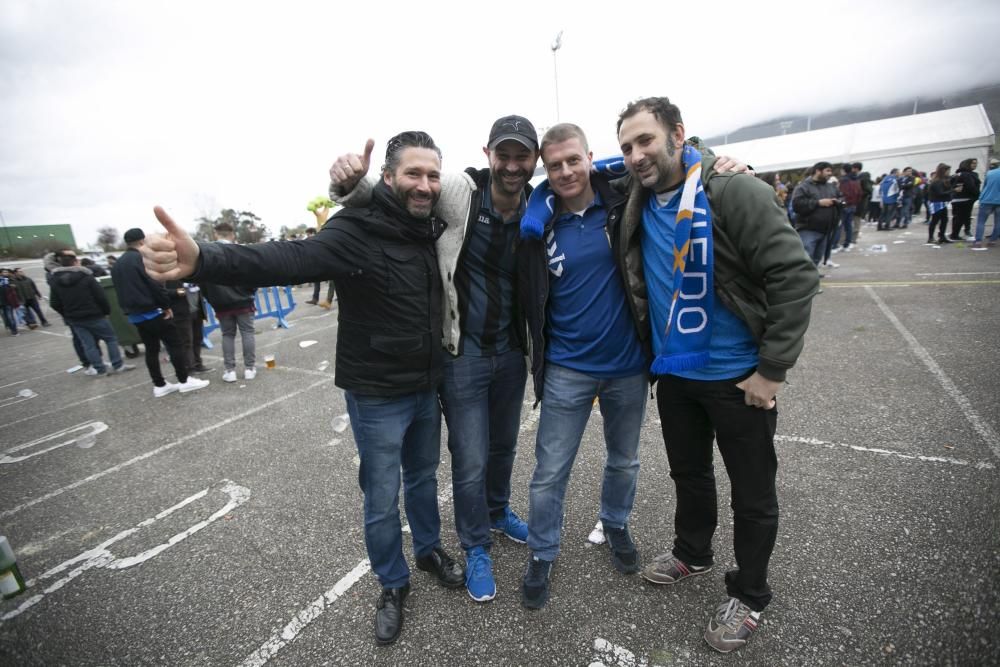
[492,169,528,197]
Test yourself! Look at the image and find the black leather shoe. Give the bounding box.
[415,546,464,588]
[374,584,409,645]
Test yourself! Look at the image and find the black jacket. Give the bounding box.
[49,267,110,321]
[110,247,171,314]
[165,280,192,319]
[192,181,446,396]
[517,172,645,402]
[928,179,952,202]
[952,168,981,201]
[791,178,841,233]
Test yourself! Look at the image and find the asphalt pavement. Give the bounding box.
[1,221,998,666]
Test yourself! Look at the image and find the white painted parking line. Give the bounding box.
[915,271,1000,276]
[1,421,108,464]
[238,400,540,667]
[0,390,38,409]
[0,377,333,519]
[866,286,1000,460]
[775,435,995,469]
[0,380,149,429]
[591,637,672,667]
[0,480,250,624]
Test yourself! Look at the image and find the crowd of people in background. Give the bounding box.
[762,155,1000,278]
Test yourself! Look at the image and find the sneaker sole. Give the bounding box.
[467,586,496,602]
[154,388,178,398]
[704,631,747,654]
[490,527,527,544]
[179,383,209,393]
[521,588,549,610]
[641,564,712,585]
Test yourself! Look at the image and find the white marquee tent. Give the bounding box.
[711,104,996,179]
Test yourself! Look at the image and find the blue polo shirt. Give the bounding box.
[455,178,522,356]
[545,191,646,377]
[642,189,758,381]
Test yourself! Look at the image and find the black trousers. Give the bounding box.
[951,200,974,238]
[929,209,949,242]
[656,373,779,612]
[190,316,205,367]
[134,315,188,387]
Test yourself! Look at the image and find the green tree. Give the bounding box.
[96,226,119,250]
[192,209,269,243]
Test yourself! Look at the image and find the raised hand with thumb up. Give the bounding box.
[142,206,201,281]
[329,138,375,196]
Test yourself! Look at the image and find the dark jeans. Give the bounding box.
[1,305,16,334]
[797,230,826,266]
[438,349,527,551]
[69,318,123,373]
[346,389,442,589]
[898,195,913,227]
[656,373,779,612]
[135,315,188,386]
[22,298,48,325]
[878,202,898,229]
[839,206,855,248]
[951,200,974,238]
[929,209,949,241]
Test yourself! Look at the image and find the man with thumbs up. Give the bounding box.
[329,116,539,605]
[144,131,464,646]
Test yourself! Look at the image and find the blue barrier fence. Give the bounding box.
[201,286,296,349]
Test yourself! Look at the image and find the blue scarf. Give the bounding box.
[646,145,714,375]
[520,158,628,240]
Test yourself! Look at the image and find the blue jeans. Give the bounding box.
[439,349,527,551]
[346,389,442,589]
[974,203,1000,242]
[69,318,123,372]
[839,206,855,248]
[527,364,647,561]
[898,195,913,227]
[797,230,826,266]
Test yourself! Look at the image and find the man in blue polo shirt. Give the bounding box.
[518,123,649,610]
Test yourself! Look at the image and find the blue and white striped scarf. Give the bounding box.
[640,145,715,375]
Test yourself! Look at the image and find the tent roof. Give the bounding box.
[711,104,995,172]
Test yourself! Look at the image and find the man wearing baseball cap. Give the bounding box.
[329,115,539,603]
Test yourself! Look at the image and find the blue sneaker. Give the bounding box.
[465,546,496,602]
[490,506,528,544]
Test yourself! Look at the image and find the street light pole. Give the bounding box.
[551,30,563,123]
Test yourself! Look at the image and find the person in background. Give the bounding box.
[13,268,50,328]
[201,222,258,383]
[111,228,208,398]
[971,157,1000,249]
[48,250,135,376]
[950,158,981,240]
[927,163,952,245]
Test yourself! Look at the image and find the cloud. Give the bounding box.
[2,0,999,247]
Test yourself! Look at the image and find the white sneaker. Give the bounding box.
[154,383,179,398]
[67,364,85,374]
[822,260,840,268]
[244,367,257,380]
[84,367,99,376]
[178,377,210,393]
[222,370,237,383]
[112,363,136,373]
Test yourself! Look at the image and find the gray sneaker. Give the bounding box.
[704,597,762,653]
[640,552,711,585]
[112,363,136,373]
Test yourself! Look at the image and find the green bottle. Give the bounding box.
[0,536,27,599]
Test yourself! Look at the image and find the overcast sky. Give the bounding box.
[2,0,999,248]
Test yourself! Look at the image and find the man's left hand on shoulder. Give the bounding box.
[713,155,753,176]
[736,371,782,410]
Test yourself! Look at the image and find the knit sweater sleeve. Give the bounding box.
[329,172,474,228]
